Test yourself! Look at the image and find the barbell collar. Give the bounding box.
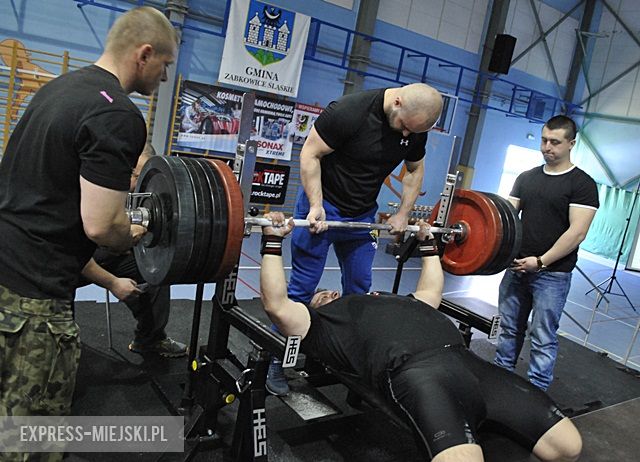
[127,207,150,229]
[244,217,461,235]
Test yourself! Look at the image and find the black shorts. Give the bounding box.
[384,344,565,459]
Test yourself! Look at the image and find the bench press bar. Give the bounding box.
[127,211,463,236]
[244,217,462,235]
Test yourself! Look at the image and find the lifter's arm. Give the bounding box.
[299,127,334,233]
[80,177,145,253]
[260,214,311,338]
[386,158,425,234]
[81,257,141,302]
[411,222,444,309]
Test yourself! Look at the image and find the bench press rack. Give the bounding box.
[166,93,500,461]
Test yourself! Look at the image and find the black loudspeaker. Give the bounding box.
[488,34,517,74]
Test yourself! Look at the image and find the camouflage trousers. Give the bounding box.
[0,285,80,462]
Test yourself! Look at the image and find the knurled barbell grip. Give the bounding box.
[244,217,461,234]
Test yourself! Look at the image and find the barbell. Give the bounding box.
[130,156,522,285]
[243,217,463,235]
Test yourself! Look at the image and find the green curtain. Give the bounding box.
[581,184,640,264]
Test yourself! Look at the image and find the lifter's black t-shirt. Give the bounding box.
[314,89,427,217]
[0,65,146,300]
[511,165,599,272]
[301,294,465,387]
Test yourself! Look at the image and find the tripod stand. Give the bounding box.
[586,181,639,312]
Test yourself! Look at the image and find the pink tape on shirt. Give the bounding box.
[100,90,113,103]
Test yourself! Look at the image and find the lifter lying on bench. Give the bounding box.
[258,212,582,462]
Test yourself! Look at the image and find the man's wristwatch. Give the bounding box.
[536,256,546,272]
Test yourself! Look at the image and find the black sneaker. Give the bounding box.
[266,357,289,396]
[129,337,187,358]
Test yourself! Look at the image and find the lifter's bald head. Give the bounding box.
[386,83,443,136]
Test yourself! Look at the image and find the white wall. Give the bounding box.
[377,0,490,54]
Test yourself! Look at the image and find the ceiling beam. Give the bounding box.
[528,0,563,100]
[457,0,511,171]
[578,58,640,106]
[579,0,640,106]
[577,128,617,186]
[510,0,585,67]
[565,0,596,103]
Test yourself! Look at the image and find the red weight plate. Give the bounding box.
[429,190,503,275]
[206,159,244,280]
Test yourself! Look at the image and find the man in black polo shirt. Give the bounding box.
[0,6,177,425]
[268,83,444,395]
[259,213,582,462]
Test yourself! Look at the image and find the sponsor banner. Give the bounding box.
[250,162,290,205]
[291,103,323,144]
[0,416,184,453]
[176,81,243,153]
[252,95,295,161]
[175,81,294,159]
[218,0,310,97]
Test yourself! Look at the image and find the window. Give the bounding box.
[498,145,542,198]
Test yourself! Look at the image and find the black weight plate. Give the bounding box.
[196,158,228,283]
[478,192,512,275]
[177,157,212,283]
[183,157,215,283]
[490,193,522,270]
[134,156,196,285]
[481,193,522,275]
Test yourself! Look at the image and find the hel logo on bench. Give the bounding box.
[221,268,238,305]
[489,315,502,340]
[283,335,301,368]
[253,408,267,457]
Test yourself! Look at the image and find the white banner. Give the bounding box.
[218,0,310,98]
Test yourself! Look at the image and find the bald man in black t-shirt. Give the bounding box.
[258,213,582,462]
[268,83,444,396]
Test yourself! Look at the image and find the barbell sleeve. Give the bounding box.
[244,217,461,234]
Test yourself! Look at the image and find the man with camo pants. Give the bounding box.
[0,291,79,415]
[0,7,177,461]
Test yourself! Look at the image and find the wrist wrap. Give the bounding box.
[261,235,284,256]
[418,237,439,257]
